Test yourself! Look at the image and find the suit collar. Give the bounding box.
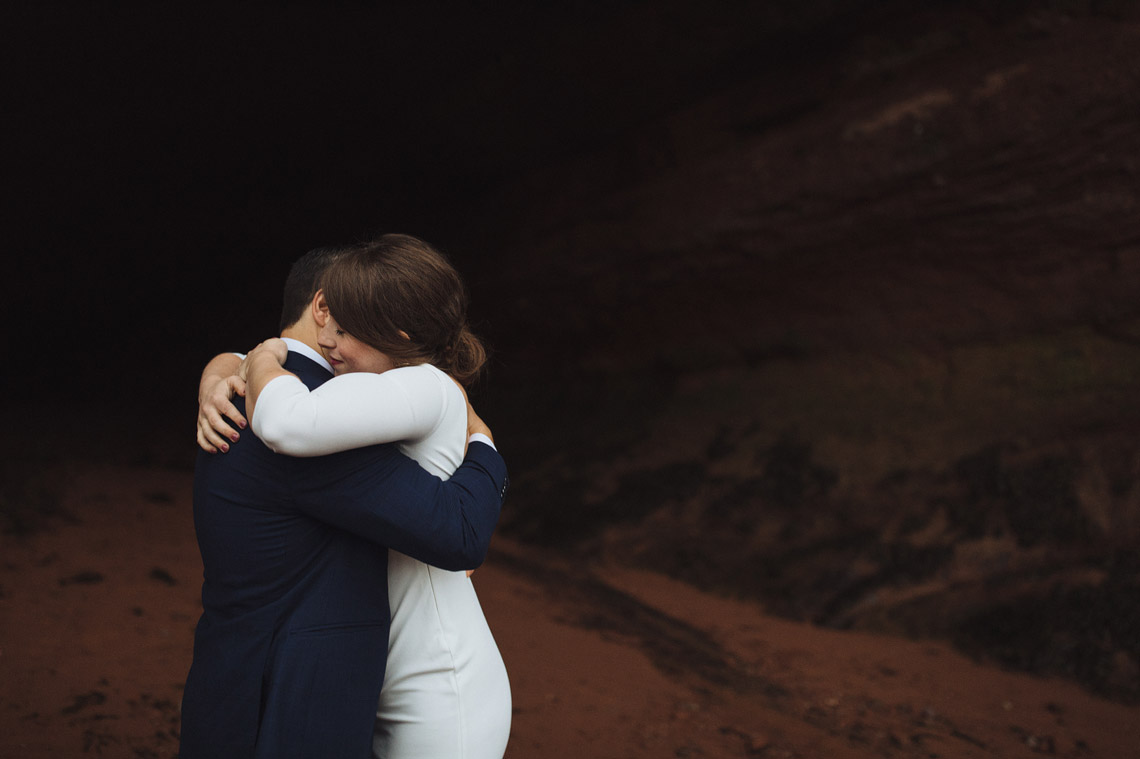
[281,337,333,373]
[283,349,334,390]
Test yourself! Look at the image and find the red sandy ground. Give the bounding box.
[2,464,1138,758]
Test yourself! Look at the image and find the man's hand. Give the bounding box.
[466,398,493,443]
[464,390,493,580]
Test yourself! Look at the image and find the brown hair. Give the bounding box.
[320,234,487,385]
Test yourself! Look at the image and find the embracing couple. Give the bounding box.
[180,234,512,759]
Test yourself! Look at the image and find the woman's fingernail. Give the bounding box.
[221,443,229,452]
[231,433,240,442]
[239,421,247,429]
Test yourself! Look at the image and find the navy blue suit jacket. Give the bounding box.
[179,351,507,759]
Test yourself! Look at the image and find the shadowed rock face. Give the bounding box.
[454,3,1140,701]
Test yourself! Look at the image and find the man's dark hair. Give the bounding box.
[278,246,344,332]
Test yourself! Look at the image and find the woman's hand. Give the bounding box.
[195,352,245,453]
[240,337,294,425]
[197,374,247,453]
[238,338,289,381]
[447,377,495,452]
[196,339,288,452]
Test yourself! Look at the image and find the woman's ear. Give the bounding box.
[311,289,330,327]
[397,330,410,341]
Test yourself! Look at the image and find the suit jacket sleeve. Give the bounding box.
[290,440,507,570]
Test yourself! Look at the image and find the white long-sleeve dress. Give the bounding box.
[253,363,511,759]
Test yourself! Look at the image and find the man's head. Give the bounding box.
[278,246,345,332]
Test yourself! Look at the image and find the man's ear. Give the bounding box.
[311,289,330,327]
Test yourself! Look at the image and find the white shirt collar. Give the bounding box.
[282,337,333,374]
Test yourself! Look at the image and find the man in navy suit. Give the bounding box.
[179,247,508,759]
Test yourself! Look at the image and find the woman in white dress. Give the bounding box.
[206,235,511,759]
